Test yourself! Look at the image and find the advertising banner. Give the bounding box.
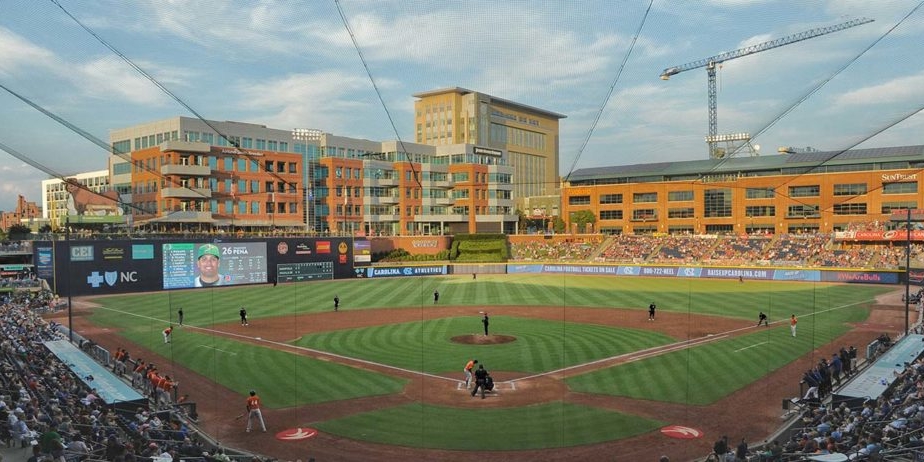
[506,264,544,274]
[363,265,447,278]
[820,271,899,284]
[772,269,821,282]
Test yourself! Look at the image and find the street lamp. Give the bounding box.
[292,128,323,234]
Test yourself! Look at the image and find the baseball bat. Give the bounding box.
[234,413,245,420]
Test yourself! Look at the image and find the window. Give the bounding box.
[633,192,657,203]
[703,188,732,218]
[599,210,623,220]
[788,185,820,197]
[599,194,623,204]
[787,204,820,218]
[667,208,694,219]
[745,206,775,217]
[668,191,693,201]
[241,137,253,148]
[631,209,657,221]
[881,202,917,214]
[336,167,343,178]
[569,196,591,205]
[833,183,867,196]
[883,182,918,194]
[745,188,774,199]
[705,224,734,234]
[832,203,867,215]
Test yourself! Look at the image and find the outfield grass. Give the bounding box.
[86,275,894,450]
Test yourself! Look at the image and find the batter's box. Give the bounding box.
[456,381,514,392]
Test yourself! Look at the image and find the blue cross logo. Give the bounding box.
[87,272,105,288]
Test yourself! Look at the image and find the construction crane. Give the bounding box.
[660,17,874,159]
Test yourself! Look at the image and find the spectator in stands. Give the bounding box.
[713,435,728,460]
[735,438,748,461]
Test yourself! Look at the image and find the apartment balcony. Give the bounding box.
[366,195,399,205]
[366,177,398,186]
[161,187,212,199]
[365,214,400,222]
[160,164,211,176]
[415,214,467,222]
[144,211,214,223]
[421,197,453,206]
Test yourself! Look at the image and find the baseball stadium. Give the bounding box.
[3,2,924,462]
[0,230,920,462]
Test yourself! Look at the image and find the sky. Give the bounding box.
[0,0,921,212]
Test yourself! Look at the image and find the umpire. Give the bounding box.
[471,364,489,399]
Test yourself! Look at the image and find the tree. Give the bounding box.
[569,210,596,233]
[6,224,31,240]
[552,216,566,234]
[515,208,528,233]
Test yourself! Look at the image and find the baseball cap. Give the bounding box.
[197,244,220,260]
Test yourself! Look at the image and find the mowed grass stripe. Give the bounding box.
[294,316,674,374]
[315,402,664,451]
[567,321,852,405]
[100,328,406,407]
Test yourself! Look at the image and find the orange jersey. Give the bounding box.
[247,395,261,410]
[790,317,798,326]
[465,360,475,371]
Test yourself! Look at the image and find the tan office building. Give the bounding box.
[413,87,565,206]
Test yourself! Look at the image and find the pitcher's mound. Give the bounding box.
[451,334,516,345]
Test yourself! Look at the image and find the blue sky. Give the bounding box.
[0,0,921,212]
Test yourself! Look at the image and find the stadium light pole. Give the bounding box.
[905,208,911,335]
[65,215,73,343]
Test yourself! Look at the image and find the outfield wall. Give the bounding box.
[32,235,905,297]
[506,263,902,284]
[36,237,360,296]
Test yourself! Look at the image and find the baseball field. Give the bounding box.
[68,274,903,461]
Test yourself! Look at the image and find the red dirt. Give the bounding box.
[53,288,913,462]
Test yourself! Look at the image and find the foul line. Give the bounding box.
[93,295,879,388]
[734,341,769,353]
[198,345,237,355]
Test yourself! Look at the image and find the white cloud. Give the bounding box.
[234,71,391,135]
[136,0,304,55]
[831,73,924,107]
[69,57,190,106]
[0,27,57,77]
